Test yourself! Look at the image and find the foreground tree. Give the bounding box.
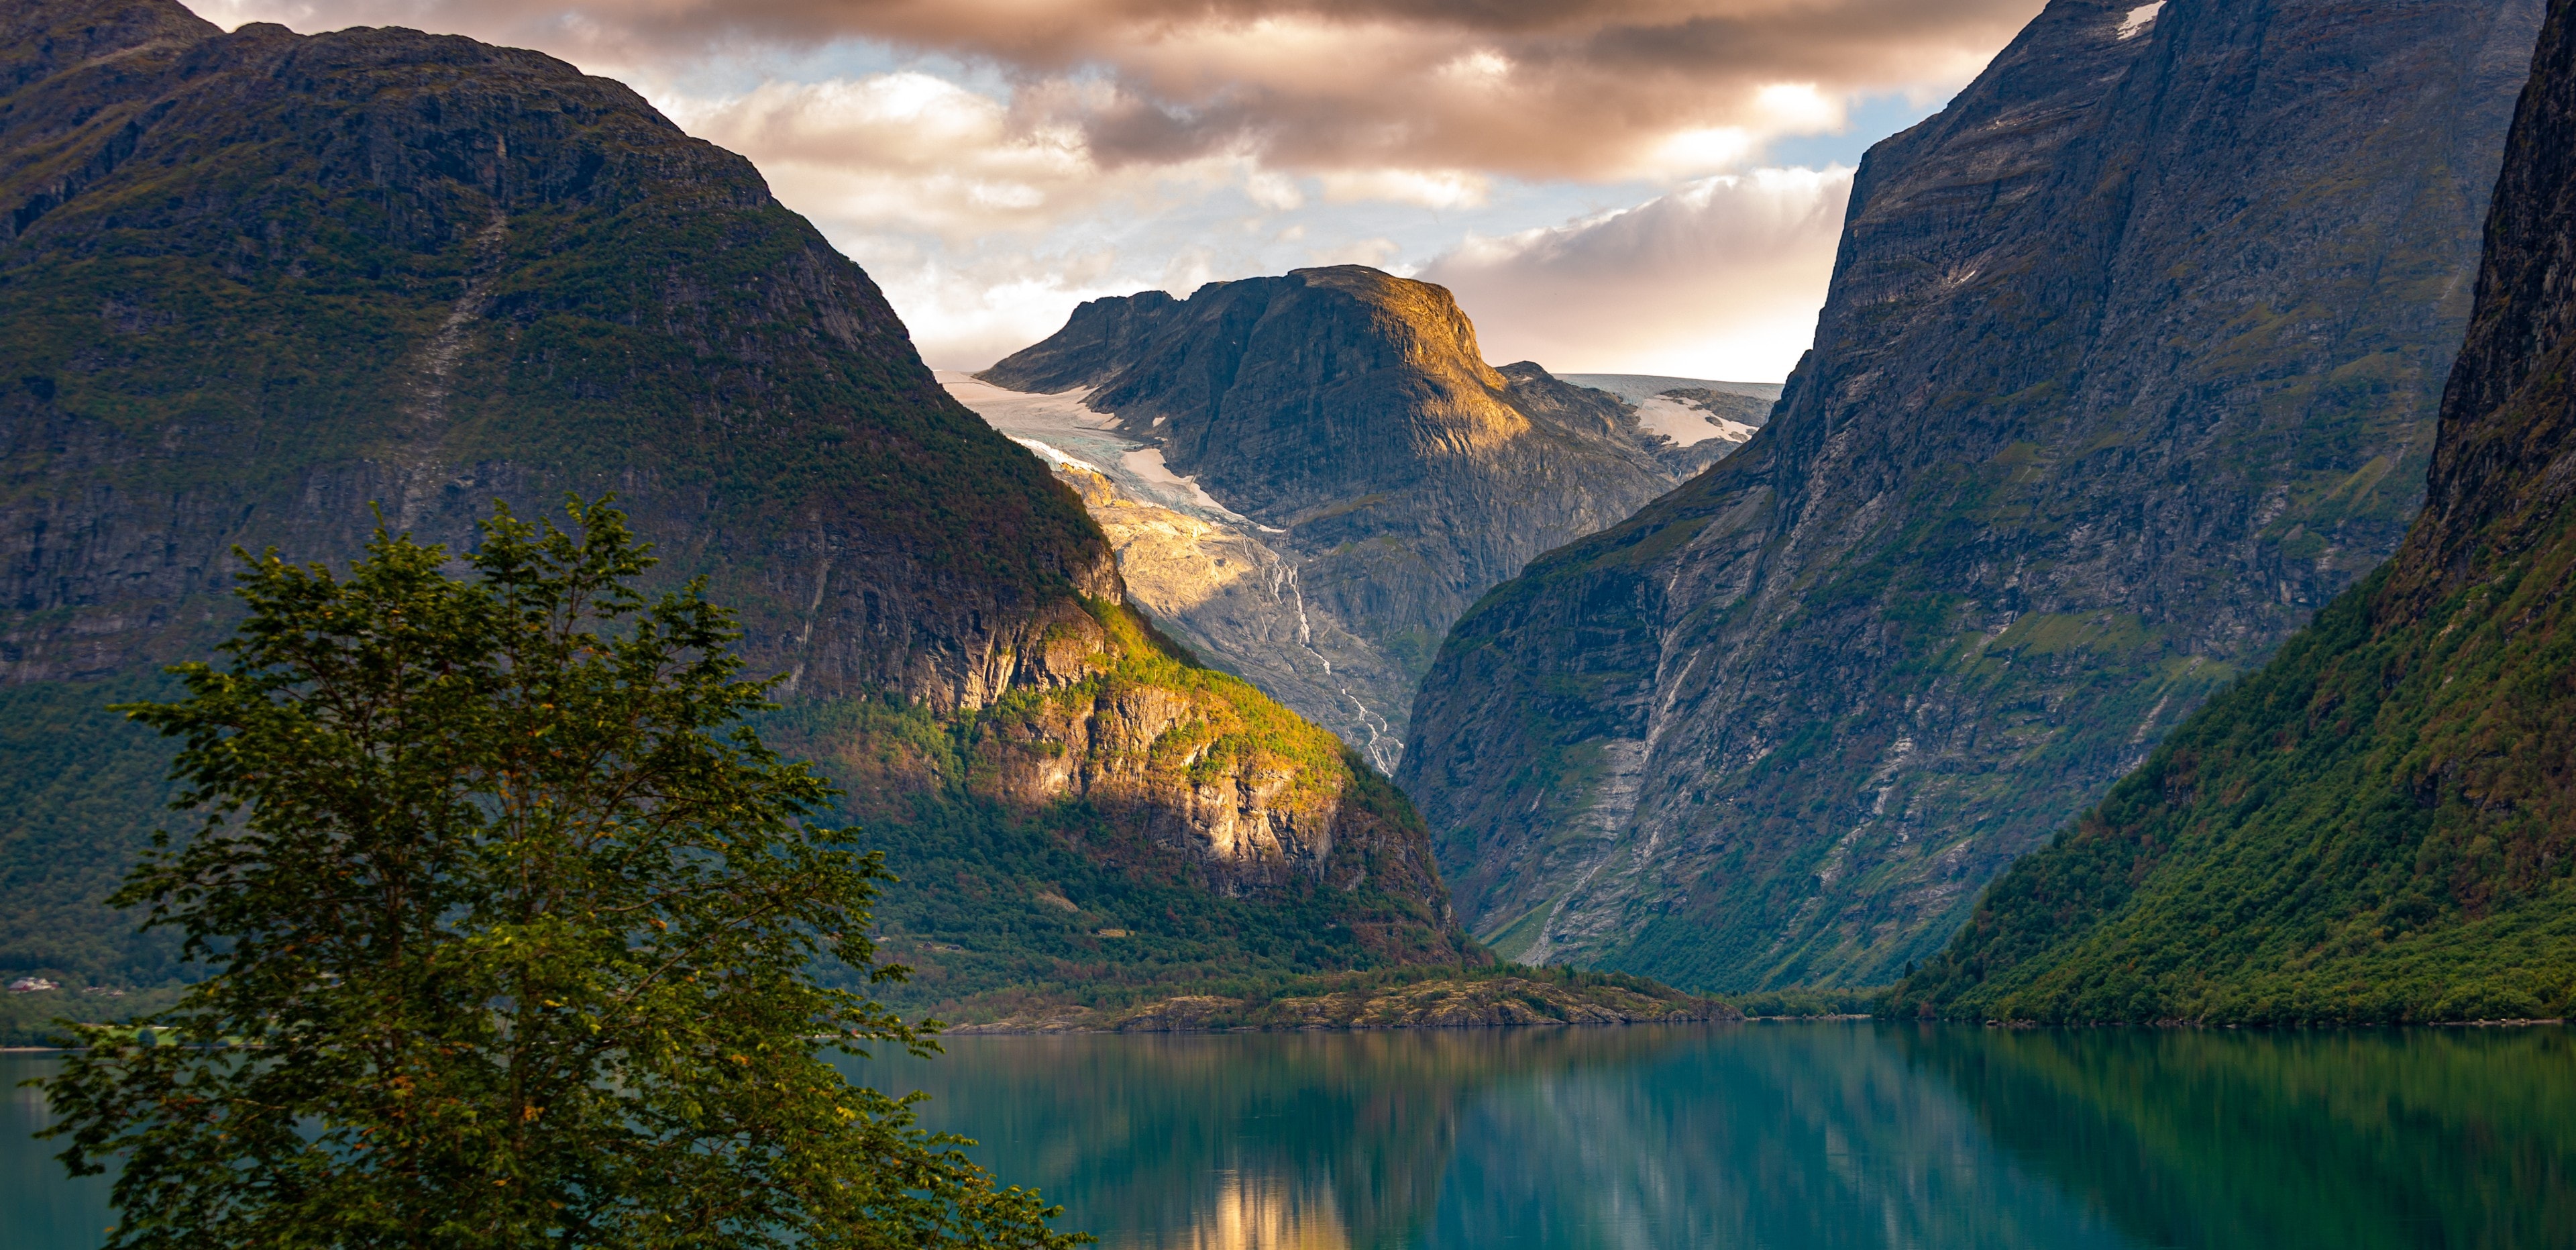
[42,499,1081,1250]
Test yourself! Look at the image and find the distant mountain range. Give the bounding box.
[1398,0,2546,989]
[1898,0,2576,1024]
[0,0,1470,1017]
[969,268,1755,768]
[1554,376,1782,405]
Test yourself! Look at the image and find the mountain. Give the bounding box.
[1399,0,2545,988]
[1893,0,2576,1024]
[936,370,1426,774]
[975,267,1742,768]
[1558,374,1778,452]
[0,0,1470,1008]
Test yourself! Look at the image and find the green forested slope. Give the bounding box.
[0,675,182,986]
[1892,553,2576,1021]
[1894,0,2576,1023]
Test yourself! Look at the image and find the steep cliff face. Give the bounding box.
[0,0,1466,992]
[1401,0,2543,988]
[1896,0,2576,1023]
[981,267,1725,766]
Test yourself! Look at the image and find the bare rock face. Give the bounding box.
[979,267,1752,767]
[1002,267,1682,647]
[0,0,1468,990]
[983,682,1346,896]
[1400,0,2544,990]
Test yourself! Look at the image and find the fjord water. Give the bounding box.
[6,1024,2570,1249]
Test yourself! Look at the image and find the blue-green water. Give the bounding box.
[7,1023,2571,1249]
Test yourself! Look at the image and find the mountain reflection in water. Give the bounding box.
[1898,1025,2576,1250]
[7,1023,2569,1249]
[849,1023,2573,1250]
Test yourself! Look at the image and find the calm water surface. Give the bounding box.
[7,1023,2571,1249]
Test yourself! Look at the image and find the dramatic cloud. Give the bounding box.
[186,0,2035,378]
[198,0,2037,182]
[1422,166,1854,380]
[650,76,1307,368]
[659,74,1234,242]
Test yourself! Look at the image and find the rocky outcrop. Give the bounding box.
[1896,0,2576,1024]
[0,0,1468,989]
[954,601,1442,902]
[979,268,1747,766]
[1401,0,2544,990]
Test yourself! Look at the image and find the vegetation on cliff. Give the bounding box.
[1,0,1111,689]
[1894,0,2576,1023]
[0,674,186,997]
[768,601,1477,1020]
[2,0,1116,986]
[1891,558,2576,1022]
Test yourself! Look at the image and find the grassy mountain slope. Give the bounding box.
[1894,0,2576,1023]
[0,673,182,987]
[1,1,1110,684]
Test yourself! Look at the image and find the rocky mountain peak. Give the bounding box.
[1034,266,1544,519]
[3,0,211,90]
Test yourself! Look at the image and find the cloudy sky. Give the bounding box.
[182,0,2045,382]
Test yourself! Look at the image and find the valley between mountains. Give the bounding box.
[3,0,2573,1037]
